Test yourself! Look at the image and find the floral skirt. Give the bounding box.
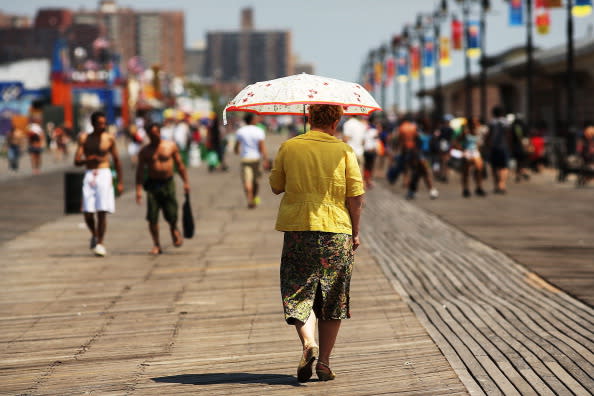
[280,231,354,325]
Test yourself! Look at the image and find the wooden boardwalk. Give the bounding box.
[408,170,594,308]
[0,139,465,395]
[364,185,594,395]
[2,133,593,395]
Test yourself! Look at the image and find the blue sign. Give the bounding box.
[0,82,24,102]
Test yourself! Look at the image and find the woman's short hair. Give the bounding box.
[308,104,344,127]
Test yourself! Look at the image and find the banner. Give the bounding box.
[509,0,523,26]
[452,18,463,50]
[422,37,435,76]
[410,45,420,80]
[374,60,383,85]
[385,56,395,86]
[573,0,592,17]
[397,49,409,82]
[439,36,452,66]
[466,21,481,58]
[536,1,551,35]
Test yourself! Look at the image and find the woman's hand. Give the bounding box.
[352,234,360,251]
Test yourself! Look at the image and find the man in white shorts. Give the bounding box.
[234,113,269,208]
[74,111,124,256]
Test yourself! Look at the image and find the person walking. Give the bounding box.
[576,122,594,186]
[207,117,228,172]
[269,104,365,382]
[5,124,26,171]
[174,111,191,166]
[456,118,487,197]
[485,106,512,194]
[392,116,438,200]
[234,113,269,208]
[342,115,366,166]
[73,111,124,256]
[135,123,189,255]
[27,120,45,175]
[510,114,531,182]
[362,120,380,189]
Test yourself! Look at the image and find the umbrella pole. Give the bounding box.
[303,105,306,134]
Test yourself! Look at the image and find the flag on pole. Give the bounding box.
[466,20,481,59]
[452,18,463,50]
[374,60,383,85]
[410,45,420,80]
[385,56,395,86]
[439,37,452,66]
[422,37,435,76]
[397,49,409,82]
[573,0,593,17]
[536,0,551,34]
[509,0,524,26]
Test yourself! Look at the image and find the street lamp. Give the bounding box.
[564,0,591,154]
[414,14,427,116]
[378,45,388,111]
[401,25,414,113]
[430,0,449,123]
[453,0,474,120]
[453,0,488,121]
[367,49,376,101]
[479,0,490,122]
[391,35,401,113]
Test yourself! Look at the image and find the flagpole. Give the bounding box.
[416,15,426,117]
[479,0,489,123]
[458,0,473,121]
[391,36,400,114]
[434,0,448,125]
[379,45,387,111]
[526,0,534,134]
[566,0,576,154]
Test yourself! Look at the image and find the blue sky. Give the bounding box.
[3,0,594,104]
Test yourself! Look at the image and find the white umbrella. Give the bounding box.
[222,73,381,125]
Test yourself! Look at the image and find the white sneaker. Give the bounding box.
[429,188,439,199]
[93,244,107,257]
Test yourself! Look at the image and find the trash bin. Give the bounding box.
[64,172,84,214]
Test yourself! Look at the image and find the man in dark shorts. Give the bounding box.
[136,123,190,255]
[485,106,512,194]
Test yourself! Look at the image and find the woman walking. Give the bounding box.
[269,104,365,382]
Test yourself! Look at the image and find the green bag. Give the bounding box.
[206,150,219,167]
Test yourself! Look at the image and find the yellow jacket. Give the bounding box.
[269,130,364,234]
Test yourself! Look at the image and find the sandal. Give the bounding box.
[297,345,318,382]
[316,361,336,381]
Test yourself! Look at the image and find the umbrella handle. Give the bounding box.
[303,104,306,134]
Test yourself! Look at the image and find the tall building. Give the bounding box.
[136,11,185,76]
[73,3,137,72]
[204,8,293,95]
[185,42,206,83]
[72,1,185,77]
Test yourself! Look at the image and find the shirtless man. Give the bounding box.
[394,116,438,200]
[136,123,190,255]
[74,111,124,256]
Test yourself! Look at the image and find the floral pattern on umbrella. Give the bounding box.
[223,73,381,124]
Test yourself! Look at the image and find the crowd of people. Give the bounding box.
[336,107,594,198]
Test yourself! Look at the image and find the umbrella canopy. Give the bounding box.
[223,73,381,124]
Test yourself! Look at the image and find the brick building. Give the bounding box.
[73,1,185,77]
